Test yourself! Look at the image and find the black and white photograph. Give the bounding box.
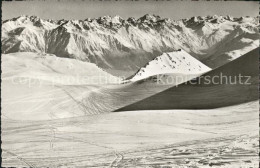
[1,0,259,167]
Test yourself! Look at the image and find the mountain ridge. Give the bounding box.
[2,14,259,76]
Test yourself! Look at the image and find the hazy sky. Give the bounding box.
[2,0,259,20]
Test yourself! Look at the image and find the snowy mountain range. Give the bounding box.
[2,14,259,76]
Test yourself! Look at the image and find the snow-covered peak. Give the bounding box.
[188,16,201,23]
[8,15,41,23]
[111,15,123,24]
[97,15,112,21]
[96,15,123,24]
[138,14,161,22]
[224,15,234,21]
[130,50,211,82]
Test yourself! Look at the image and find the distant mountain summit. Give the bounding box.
[2,14,259,75]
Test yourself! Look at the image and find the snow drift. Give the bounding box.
[2,52,120,85]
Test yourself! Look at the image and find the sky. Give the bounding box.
[2,0,259,21]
